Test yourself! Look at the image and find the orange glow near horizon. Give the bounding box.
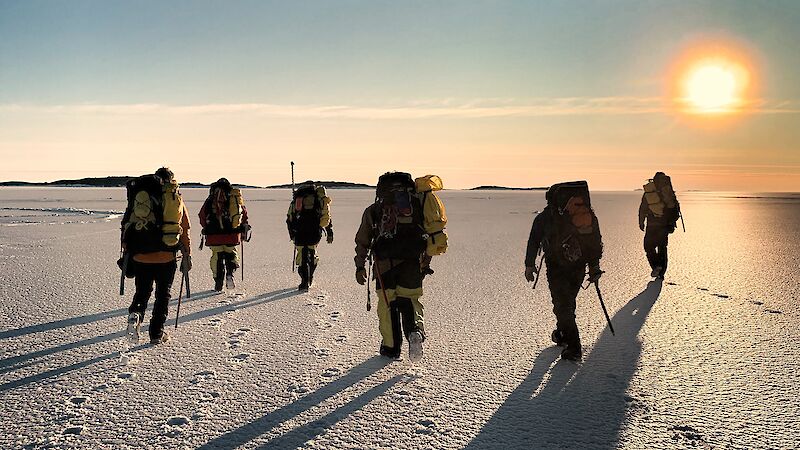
[669,39,757,117]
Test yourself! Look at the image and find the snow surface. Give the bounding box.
[0,187,798,449]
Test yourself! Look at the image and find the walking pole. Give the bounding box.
[532,250,544,290]
[291,161,297,273]
[175,268,185,329]
[185,264,191,298]
[593,281,615,335]
[241,239,245,282]
[119,249,127,296]
[366,252,372,311]
[679,212,686,233]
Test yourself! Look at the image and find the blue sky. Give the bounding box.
[1,1,799,189]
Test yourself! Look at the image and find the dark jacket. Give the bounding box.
[525,206,602,269]
[199,203,249,246]
[638,196,680,230]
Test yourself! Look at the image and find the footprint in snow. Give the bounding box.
[312,348,330,358]
[93,383,110,392]
[198,391,221,404]
[62,426,84,435]
[750,300,765,305]
[329,311,341,322]
[665,281,678,286]
[334,335,348,344]
[670,424,707,445]
[712,293,730,299]
[315,319,333,330]
[230,353,250,363]
[698,287,709,291]
[208,318,223,327]
[227,338,241,350]
[287,383,310,395]
[117,372,136,381]
[416,418,437,435]
[321,367,341,378]
[190,370,217,384]
[765,309,783,314]
[69,396,88,407]
[167,416,190,426]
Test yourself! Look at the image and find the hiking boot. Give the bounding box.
[408,331,424,363]
[379,344,401,360]
[551,329,566,347]
[126,313,140,344]
[214,277,224,292]
[651,267,662,278]
[150,330,169,345]
[225,274,235,290]
[298,281,309,292]
[561,344,582,362]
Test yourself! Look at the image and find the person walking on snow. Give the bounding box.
[199,178,251,292]
[639,171,681,279]
[121,167,192,344]
[287,182,333,291]
[354,172,448,362]
[525,181,603,361]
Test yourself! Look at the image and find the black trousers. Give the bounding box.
[545,261,586,350]
[298,247,318,284]
[129,260,177,338]
[644,226,669,276]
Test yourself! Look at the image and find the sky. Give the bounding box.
[1,0,799,190]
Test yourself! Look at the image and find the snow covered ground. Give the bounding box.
[0,186,798,449]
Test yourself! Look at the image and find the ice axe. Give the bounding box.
[592,281,615,336]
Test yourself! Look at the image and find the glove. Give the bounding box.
[240,224,252,242]
[326,228,334,244]
[181,254,192,273]
[356,267,367,285]
[588,263,603,283]
[524,266,538,282]
[639,222,645,232]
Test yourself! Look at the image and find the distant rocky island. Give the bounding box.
[470,185,547,191]
[0,177,259,188]
[264,181,373,189]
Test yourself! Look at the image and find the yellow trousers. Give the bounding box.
[210,245,238,278]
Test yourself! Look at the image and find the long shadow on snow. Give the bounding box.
[0,290,217,340]
[198,356,397,450]
[0,290,217,341]
[465,279,663,450]
[0,288,300,391]
[0,289,221,372]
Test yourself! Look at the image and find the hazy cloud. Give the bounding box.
[1,98,798,119]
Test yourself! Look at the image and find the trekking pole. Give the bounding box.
[291,161,297,273]
[185,266,191,298]
[680,212,686,233]
[175,268,185,329]
[119,250,127,296]
[366,251,372,311]
[373,258,391,308]
[593,281,615,335]
[532,250,544,290]
[241,239,245,282]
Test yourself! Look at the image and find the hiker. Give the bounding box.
[286,181,333,291]
[639,171,681,279]
[199,178,251,292]
[525,181,603,361]
[120,167,192,344]
[354,172,448,362]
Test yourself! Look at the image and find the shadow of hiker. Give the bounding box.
[0,289,218,340]
[197,356,396,449]
[0,288,300,392]
[465,279,663,450]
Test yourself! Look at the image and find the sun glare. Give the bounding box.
[677,57,751,115]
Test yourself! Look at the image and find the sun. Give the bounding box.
[677,57,751,115]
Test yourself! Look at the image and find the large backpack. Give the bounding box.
[122,175,183,255]
[289,183,329,246]
[643,174,679,222]
[544,181,603,265]
[202,179,244,235]
[371,172,448,260]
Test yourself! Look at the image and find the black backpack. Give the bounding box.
[202,178,235,235]
[544,181,603,265]
[121,175,168,255]
[371,172,427,260]
[289,183,323,246]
